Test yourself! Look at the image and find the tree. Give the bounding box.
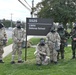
[35,0,76,29]
[2,19,15,28]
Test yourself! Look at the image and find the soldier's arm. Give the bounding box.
[20,28,25,42]
[12,29,17,42]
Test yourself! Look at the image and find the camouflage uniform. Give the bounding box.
[11,21,24,64]
[70,25,76,59]
[57,25,70,59]
[0,23,7,63]
[46,28,60,64]
[34,39,50,65]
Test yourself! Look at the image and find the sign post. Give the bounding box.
[25,18,53,61]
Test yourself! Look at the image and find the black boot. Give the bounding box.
[11,61,15,64]
[18,60,24,63]
[0,60,4,63]
[54,61,58,64]
[61,52,64,59]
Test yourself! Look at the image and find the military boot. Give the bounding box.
[18,60,24,63]
[0,60,4,63]
[11,61,15,64]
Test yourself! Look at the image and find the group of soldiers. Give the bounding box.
[34,23,76,66]
[0,21,25,63]
[0,21,76,65]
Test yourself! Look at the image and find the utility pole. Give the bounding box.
[11,13,13,27]
[31,0,34,18]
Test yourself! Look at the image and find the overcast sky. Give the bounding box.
[0,0,41,21]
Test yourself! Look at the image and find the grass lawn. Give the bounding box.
[7,38,13,46]
[0,46,76,75]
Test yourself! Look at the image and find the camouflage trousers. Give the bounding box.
[48,44,58,62]
[35,54,50,65]
[12,43,22,61]
[57,43,65,59]
[71,41,76,58]
[0,39,4,60]
[0,46,4,60]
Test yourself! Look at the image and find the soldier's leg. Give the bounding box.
[53,49,58,64]
[17,47,23,63]
[57,51,60,60]
[42,56,50,65]
[72,42,75,59]
[11,44,16,64]
[36,55,41,65]
[61,49,64,59]
[60,43,65,59]
[49,47,53,63]
[0,46,4,63]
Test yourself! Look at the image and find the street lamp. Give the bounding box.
[11,13,13,27]
[31,0,34,18]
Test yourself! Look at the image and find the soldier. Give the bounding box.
[57,24,70,59]
[34,38,50,66]
[70,23,76,59]
[11,21,24,64]
[46,25,60,64]
[0,23,7,63]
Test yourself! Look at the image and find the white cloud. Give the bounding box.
[0,0,41,21]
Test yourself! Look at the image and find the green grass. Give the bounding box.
[1,38,75,75]
[29,38,42,45]
[1,46,76,75]
[7,38,13,46]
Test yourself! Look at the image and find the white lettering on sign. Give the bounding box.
[38,27,45,30]
[29,27,37,30]
[29,24,36,27]
[29,19,37,22]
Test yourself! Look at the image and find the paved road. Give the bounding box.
[5,29,12,39]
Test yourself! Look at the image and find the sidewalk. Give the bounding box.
[3,36,34,58]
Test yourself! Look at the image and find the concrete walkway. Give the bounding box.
[3,36,34,58]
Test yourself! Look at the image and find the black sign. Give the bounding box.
[26,18,53,36]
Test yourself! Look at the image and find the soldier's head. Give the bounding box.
[58,23,64,30]
[39,38,45,46]
[50,25,56,33]
[16,21,21,29]
[0,23,4,29]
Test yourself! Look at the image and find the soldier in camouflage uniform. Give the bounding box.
[11,21,24,64]
[57,24,70,59]
[0,23,7,63]
[34,38,50,66]
[46,26,60,64]
[70,23,76,59]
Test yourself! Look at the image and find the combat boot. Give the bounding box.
[54,61,58,64]
[36,63,41,66]
[0,60,4,63]
[11,61,15,64]
[18,60,24,63]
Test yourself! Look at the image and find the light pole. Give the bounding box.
[31,0,34,18]
[11,13,13,27]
